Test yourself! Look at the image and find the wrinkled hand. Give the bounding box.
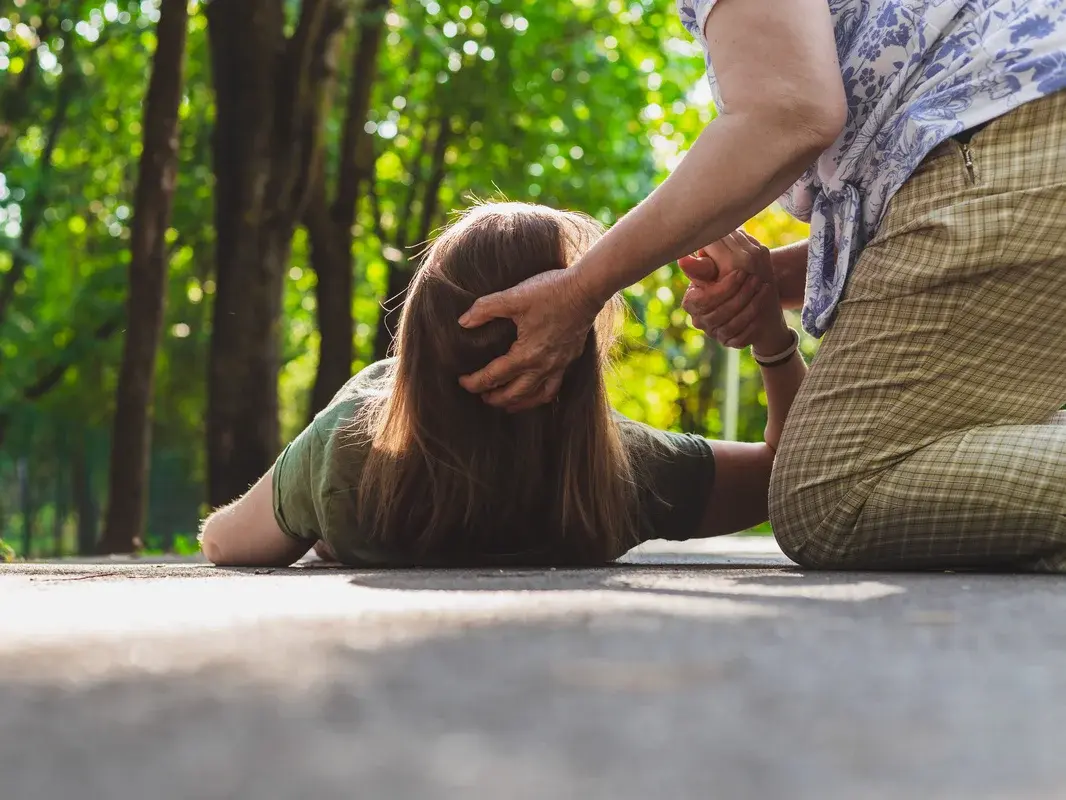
[458,268,602,411]
[681,230,790,354]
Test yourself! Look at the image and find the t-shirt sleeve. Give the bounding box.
[619,418,716,543]
[272,421,328,543]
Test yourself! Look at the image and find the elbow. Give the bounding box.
[788,86,847,155]
[198,517,227,565]
[749,83,847,160]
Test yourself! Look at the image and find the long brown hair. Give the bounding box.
[349,202,640,564]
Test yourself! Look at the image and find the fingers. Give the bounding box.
[715,285,771,345]
[687,272,760,327]
[459,351,525,394]
[699,239,734,274]
[722,319,764,349]
[482,372,538,410]
[737,229,762,250]
[682,269,748,317]
[678,254,718,282]
[695,230,772,279]
[721,231,748,260]
[462,350,565,412]
[458,290,511,328]
[492,371,564,413]
[736,230,773,280]
[696,235,754,282]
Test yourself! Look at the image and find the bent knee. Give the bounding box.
[769,452,866,569]
[769,485,828,568]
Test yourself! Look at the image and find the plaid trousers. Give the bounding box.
[770,89,1066,572]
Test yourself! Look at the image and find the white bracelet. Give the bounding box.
[752,327,800,367]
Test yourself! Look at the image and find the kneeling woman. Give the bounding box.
[199,203,805,567]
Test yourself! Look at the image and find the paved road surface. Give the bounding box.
[3,537,1065,800]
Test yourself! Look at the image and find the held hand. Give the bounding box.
[458,268,603,411]
[681,230,791,355]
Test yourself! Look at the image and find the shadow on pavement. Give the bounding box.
[5,572,1066,800]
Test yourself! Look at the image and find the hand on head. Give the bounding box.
[681,230,791,355]
[457,268,602,412]
[456,227,790,412]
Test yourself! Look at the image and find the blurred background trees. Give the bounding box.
[0,0,809,558]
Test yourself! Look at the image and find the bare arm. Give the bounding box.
[459,0,843,409]
[573,0,843,304]
[683,231,808,537]
[199,468,312,567]
[695,354,807,537]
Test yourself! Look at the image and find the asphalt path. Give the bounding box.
[3,537,1064,799]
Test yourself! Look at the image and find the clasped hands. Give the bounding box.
[680,229,792,357]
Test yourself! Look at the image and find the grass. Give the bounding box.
[739,522,774,536]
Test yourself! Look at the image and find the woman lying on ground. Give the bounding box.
[199,202,806,568]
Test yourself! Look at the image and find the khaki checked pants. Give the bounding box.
[770,90,1066,572]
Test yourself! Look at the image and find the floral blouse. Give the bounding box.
[678,0,1066,336]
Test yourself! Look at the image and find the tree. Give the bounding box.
[97,0,190,554]
[204,0,347,507]
[0,0,813,552]
[0,19,78,339]
[305,0,390,418]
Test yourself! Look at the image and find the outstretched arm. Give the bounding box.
[458,0,842,410]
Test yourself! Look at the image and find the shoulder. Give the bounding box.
[312,358,396,440]
[615,412,715,464]
[327,358,397,406]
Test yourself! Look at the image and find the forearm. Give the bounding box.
[760,351,807,451]
[572,111,827,304]
[697,342,807,537]
[770,240,809,310]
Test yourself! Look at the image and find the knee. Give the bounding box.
[769,471,819,567]
[769,449,854,570]
[769,448,812,565]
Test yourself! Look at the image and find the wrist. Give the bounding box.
[568,254,617,313]
[752,326,800,369]
[751,318,792,357]
[565,260,611,323]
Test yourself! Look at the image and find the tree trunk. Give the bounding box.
[98,0,189,555]
[73,430,98,556]
[373,113,452,361]
[205,0,346,508]
[306,191,355,414]
[207,231,290,505]
[307,0,389,419]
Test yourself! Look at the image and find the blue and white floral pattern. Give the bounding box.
[678,0,1066,336]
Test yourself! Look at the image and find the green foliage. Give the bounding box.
[0,0,811,552]
[140,533,201,557]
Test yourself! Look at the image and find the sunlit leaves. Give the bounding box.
[1,0,816,547]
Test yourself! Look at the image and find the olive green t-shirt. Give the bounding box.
[272,359,716,566]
